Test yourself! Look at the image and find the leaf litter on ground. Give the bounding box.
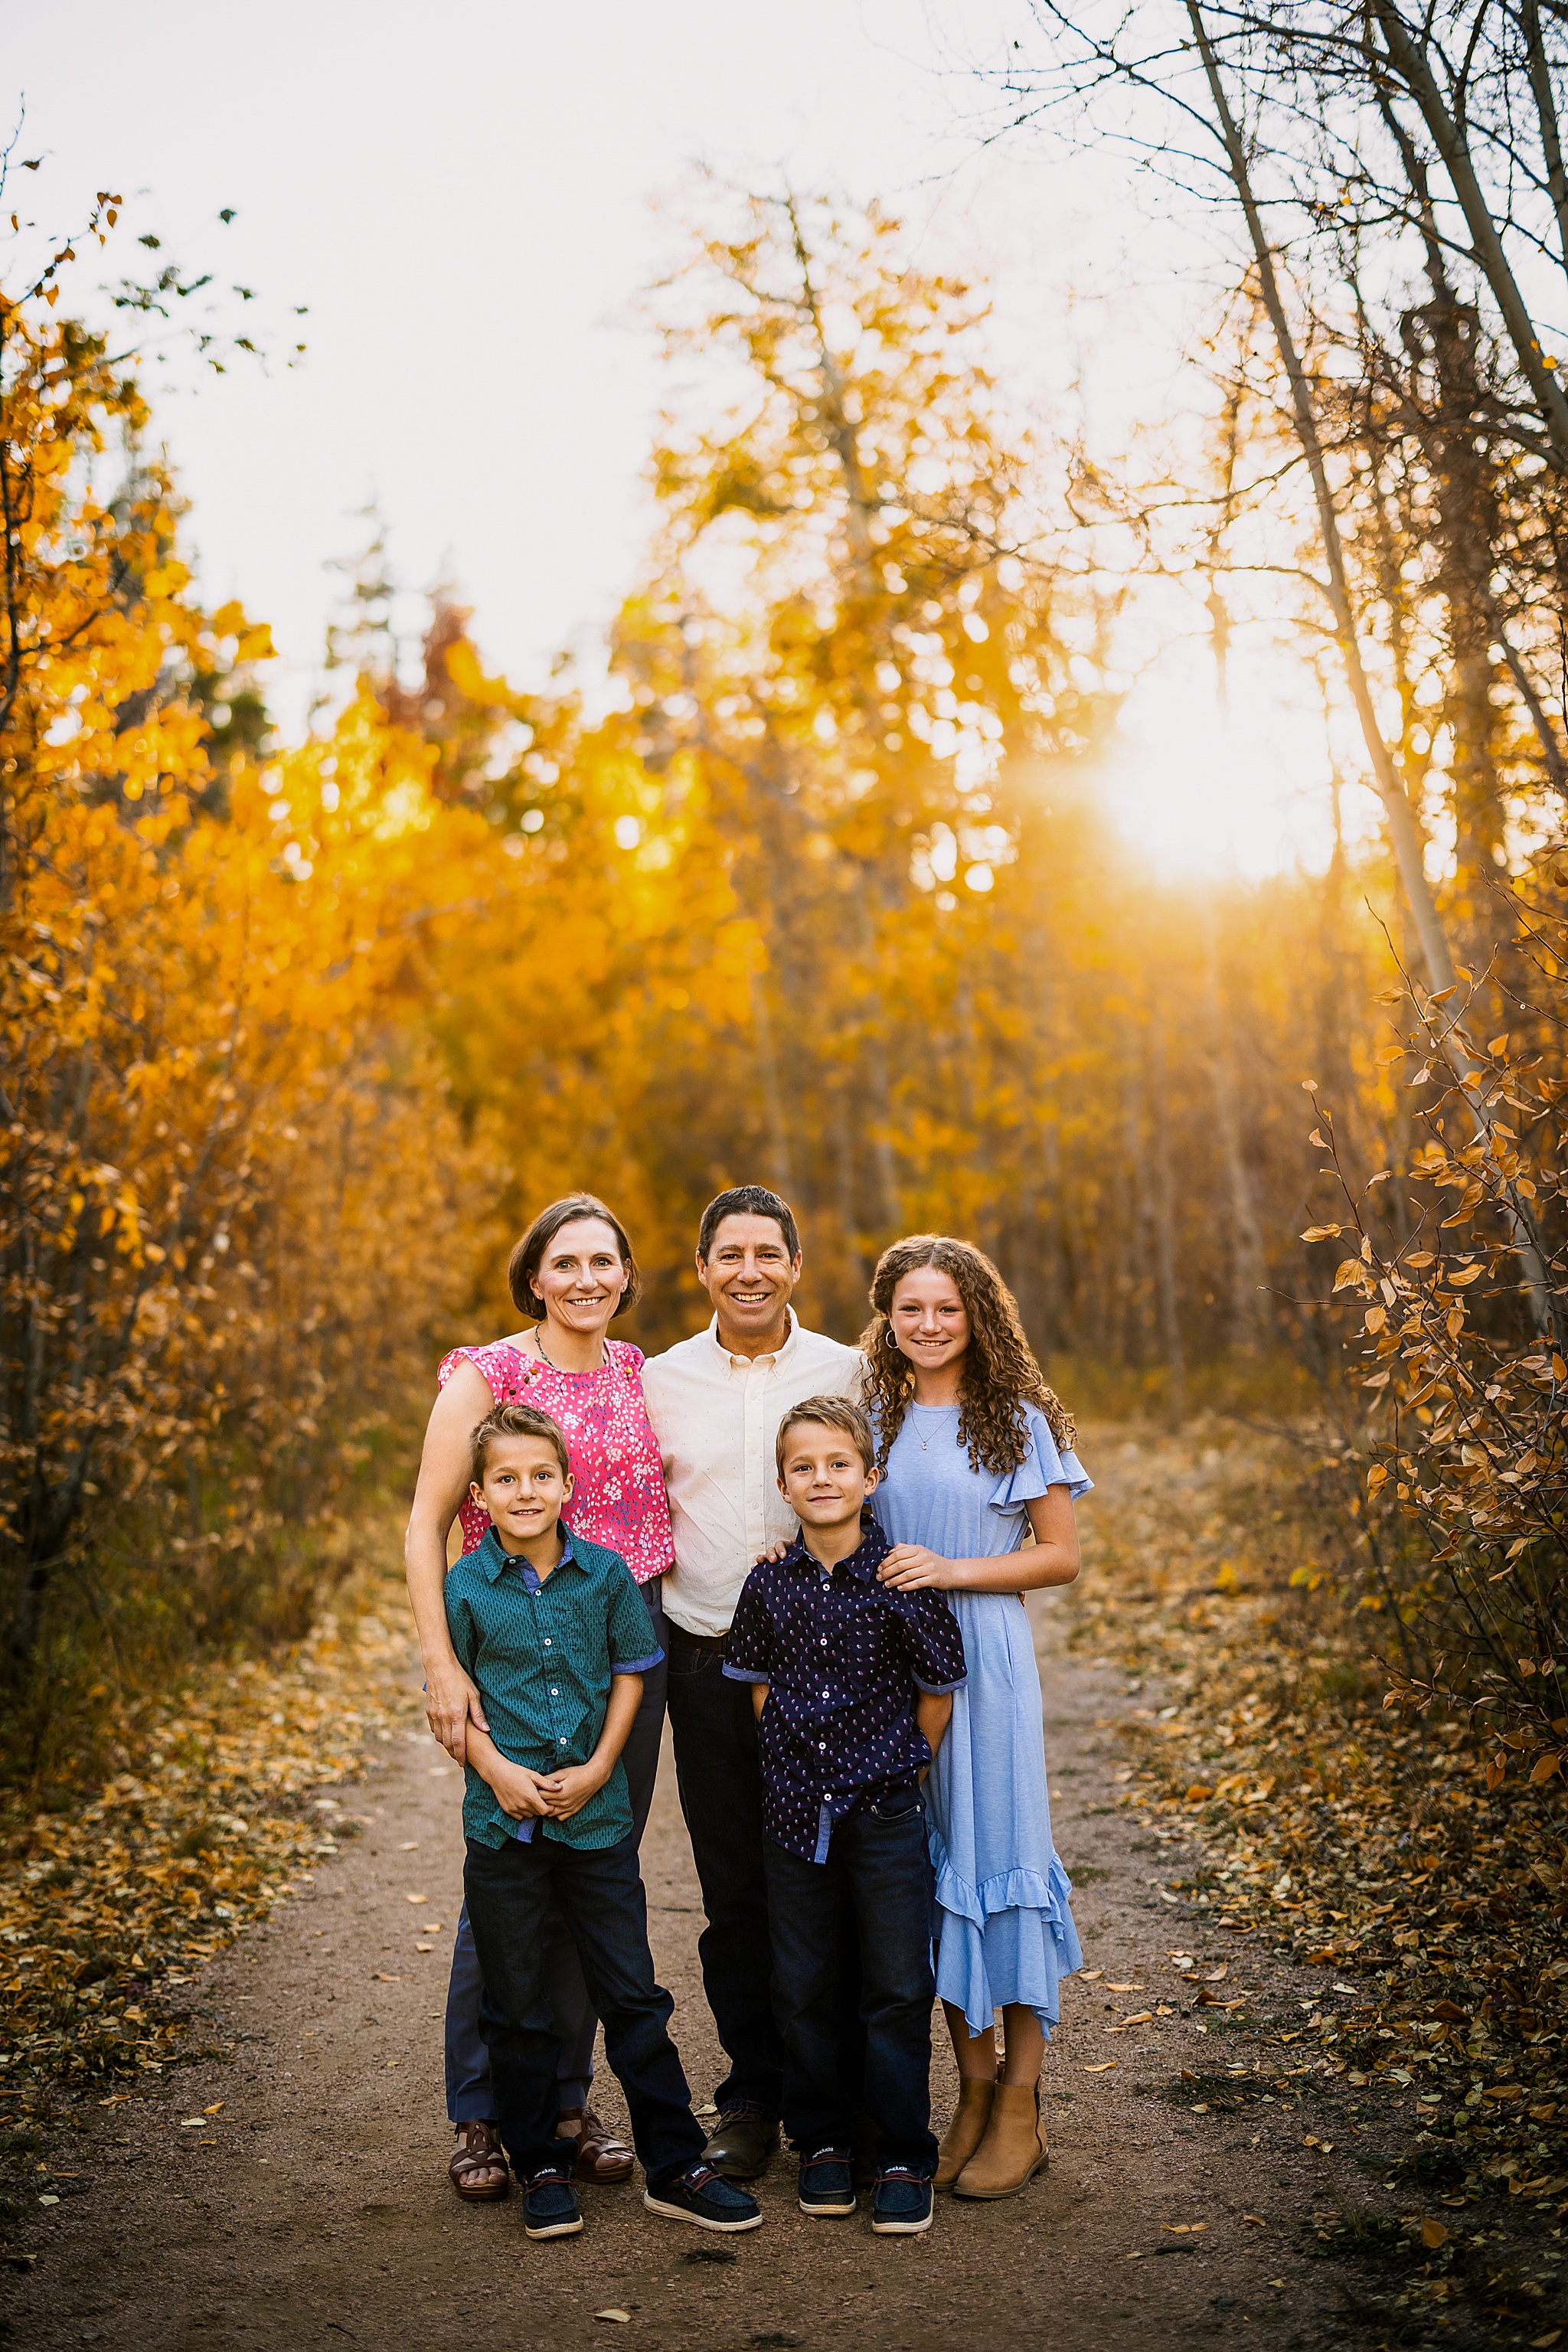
[0,1537,420,2104]
[1070,1419,1567,2341]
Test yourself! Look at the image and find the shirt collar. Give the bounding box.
[477,1524,580,1586]
[704,1304,801,1374]
[782,1521,889,1586]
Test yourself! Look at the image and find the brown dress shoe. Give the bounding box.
[557,2104,634,2184]
[701,2107,780,2180]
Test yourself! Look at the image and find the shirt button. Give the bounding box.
[550,1687,559,1696]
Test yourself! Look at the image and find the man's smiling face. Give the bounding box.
[697,1212,802,1348]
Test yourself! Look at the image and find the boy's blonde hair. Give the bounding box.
[775,1394,875,1478]
[470,1402,572,1485]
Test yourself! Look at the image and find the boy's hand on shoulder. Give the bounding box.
[537,1760,609,1821]
[877,1543,952,1591]
[753,1540,792,1566]
[490,1758,553,1820]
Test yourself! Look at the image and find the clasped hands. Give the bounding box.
[489,1755,608,1824]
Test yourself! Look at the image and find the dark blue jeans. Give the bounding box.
[462,1828,704,2187]
[664,1621,785,2115]
[763,1788,938,2175]
[445,1583,666,2122]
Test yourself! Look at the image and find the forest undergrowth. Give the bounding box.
[0,1506,420,2118]
[1073,1416,1568,2334]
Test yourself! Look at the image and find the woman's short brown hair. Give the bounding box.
[507,1193,642,1320]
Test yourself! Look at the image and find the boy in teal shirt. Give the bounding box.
[448,1401,762,2241]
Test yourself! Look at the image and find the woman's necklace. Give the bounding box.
[912,1402,960,1451]
[534,1326,604,1373]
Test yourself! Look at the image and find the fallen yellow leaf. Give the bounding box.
[1083,2061,1117,2073]
[593,2313,632,2325]
[1242,2213,1266,2226]
[1421,2219,1449,2249]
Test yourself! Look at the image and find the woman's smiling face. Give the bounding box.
[533,1217,628,1331]
[889,1266,971,1373]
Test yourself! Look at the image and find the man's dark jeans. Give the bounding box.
[763,1788,939,2174]
[462,1830,704,2186]
[664,1622,786,2116]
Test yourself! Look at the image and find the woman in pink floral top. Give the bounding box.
[438,1334,673,1576]
[406,1191,674,2204]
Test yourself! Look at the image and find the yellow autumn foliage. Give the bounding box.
[7,186,1563,1785]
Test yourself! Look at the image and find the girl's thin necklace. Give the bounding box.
[913,1401,960,1451]
[534,1325,604,1374]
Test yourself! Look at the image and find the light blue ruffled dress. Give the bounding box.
[871,1400,1090,2037]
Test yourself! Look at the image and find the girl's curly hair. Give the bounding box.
[859,1234,1076,1475]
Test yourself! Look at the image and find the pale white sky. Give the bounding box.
[7,1,1350,873]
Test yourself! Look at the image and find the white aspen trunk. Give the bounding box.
[1188,1,1560,1341]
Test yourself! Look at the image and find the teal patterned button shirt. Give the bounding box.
[444,1526,662,1850]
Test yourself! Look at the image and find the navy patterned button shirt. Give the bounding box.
[724,1523,967,1864]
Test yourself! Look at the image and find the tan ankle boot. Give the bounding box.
[952,2082,1047,2198]
[934,2076,996,2189]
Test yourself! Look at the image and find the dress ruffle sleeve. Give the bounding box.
[987,1403,1093,1512]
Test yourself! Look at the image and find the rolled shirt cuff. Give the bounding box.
[720,1662,770,1684]
[913,1674,967,1695]
[611,1647,664,1675]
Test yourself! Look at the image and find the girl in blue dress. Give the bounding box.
[863,1234,1089,2200]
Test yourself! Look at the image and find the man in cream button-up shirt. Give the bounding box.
[640,1187,861,2178]
[645,1308,860,1644]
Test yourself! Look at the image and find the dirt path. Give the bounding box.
[5,1464,1369,2352]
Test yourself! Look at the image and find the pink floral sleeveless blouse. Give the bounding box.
[438,1336,674,1584]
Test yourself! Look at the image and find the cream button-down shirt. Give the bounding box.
[640,1309,863,1641]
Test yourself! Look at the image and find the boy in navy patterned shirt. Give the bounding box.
[724,1396,966,2236]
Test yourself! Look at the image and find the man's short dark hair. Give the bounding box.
[697,1186,800,1263]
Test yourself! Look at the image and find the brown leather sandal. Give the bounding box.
[557,2104,634,2184]
[449,2118,510,2200]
